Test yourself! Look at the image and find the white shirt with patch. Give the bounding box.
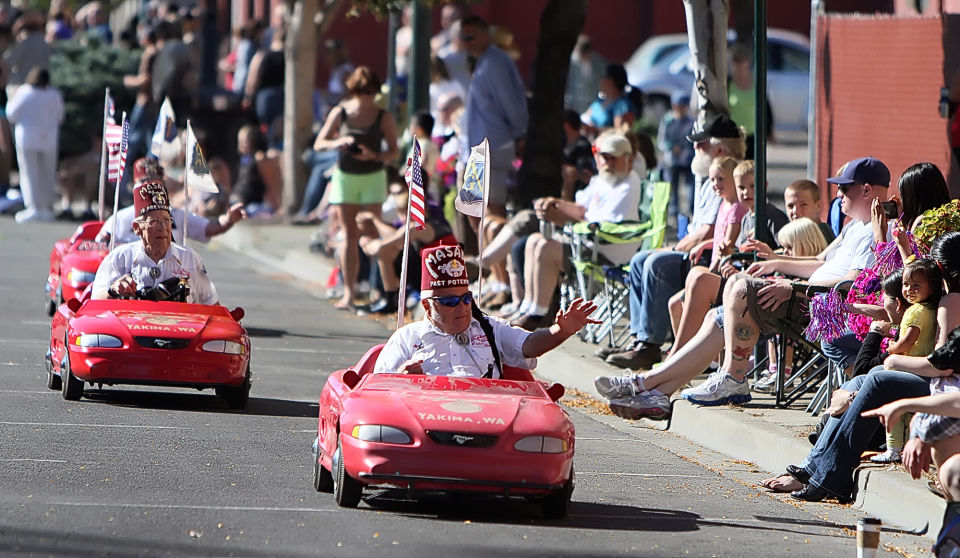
[98,206,211,245]
[374,316,537,377]
[808,219,880,283]
[92,242,218,305]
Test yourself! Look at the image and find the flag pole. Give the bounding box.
[477,137,490,302]
[396,134,418,331]
[182,120,191,248]
[110,111,127,252]
[97,87,110,221]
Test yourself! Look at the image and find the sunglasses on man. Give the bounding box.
[427,292,474,307]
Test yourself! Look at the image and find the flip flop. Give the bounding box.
[759,473,804,493]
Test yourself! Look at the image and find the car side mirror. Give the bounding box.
[545,382,565,402]
[342,369,361,390]
[66,298,82,313]
[230,307,245,321]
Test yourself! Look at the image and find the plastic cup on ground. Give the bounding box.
[856,517,881,558]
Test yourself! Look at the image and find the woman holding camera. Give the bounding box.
[314,66,398,310]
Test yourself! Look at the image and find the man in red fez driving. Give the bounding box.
[374,244,597,377]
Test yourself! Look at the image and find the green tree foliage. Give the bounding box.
[49,33,140,159]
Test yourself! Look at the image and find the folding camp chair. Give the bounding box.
[560,179,671,346]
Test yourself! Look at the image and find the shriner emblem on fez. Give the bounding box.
[423,245,464,278]
[438,259,464,277]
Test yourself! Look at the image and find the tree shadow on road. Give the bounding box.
[244,325,385,344]
[80,389,318,417]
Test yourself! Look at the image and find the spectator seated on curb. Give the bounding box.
[505,132,642,332]
[760,232,960,505]
[357,170,455,315]
[97,157,247,245]
[592,156,890,420]
[231,124,282,219]
[598,114,743,370]
[374,243,599,377]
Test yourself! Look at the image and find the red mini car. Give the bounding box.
[313,345,575,518]
[45,221,109,316]
[46,287,252,408]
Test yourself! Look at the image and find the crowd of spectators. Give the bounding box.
[4,3,960,544]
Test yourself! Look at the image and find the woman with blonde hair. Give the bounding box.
[313,66,398,310]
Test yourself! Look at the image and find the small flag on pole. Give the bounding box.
[117,120,130,181]
[404,138,426,230]
[106,95,115,121]
[150,97,179,157]
[455,138,489,218]
[185,122,219,193]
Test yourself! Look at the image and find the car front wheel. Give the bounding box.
[313,452,334,493]
[332,436,362,508]
[542,469,574,519]
[217,366,251,409]
[60,343,84,401]
[45,347,61,390]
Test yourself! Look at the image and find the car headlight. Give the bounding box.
[351,425,412,445]
[201,340,246,354]
[514,436,568,454]
[75,334,123,348]
[67,269,97,287]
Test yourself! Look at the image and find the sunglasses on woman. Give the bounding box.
[427,292,474,307]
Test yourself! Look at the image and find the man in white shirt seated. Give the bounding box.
[374,244,597,377]
[96,157,246,245]
[90,178,218,305]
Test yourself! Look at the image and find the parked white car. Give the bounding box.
[625,29,811,135]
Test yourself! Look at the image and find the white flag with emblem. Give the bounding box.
[185,122,219,193]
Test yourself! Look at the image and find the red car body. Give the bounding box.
[46,290,252,408]
[314,345,576,517]
[45,221,108,316]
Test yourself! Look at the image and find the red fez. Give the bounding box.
[132,181,170,218]
[133,157,165,184]
[421,244,470,292]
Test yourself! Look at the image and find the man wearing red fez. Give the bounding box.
[374,244,598,377]
[96,156,247,245]
[90,179,218,304]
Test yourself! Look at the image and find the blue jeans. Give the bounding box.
[297,149,338,216]
[821,330,862,370]
[628,250,684,345]
[802,369,930,498]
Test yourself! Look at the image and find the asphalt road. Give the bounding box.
[0,219,909,557]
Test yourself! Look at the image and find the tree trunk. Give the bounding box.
[683,0,730,128]
[282,0,345,215]
[515,0,588,209]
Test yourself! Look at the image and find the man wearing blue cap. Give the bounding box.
[657,91,695,218]
[594,156,890,417]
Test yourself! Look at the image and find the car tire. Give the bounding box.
[45,348,61,390]
[542,469,574,519]
[60,343,84,401]
[313,452,334,493]
[44,294,56,317]
[332,436,362,508]
[217,367,251,409]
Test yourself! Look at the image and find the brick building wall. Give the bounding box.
[815,14,956,204]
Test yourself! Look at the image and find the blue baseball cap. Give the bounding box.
[827,157,890,187]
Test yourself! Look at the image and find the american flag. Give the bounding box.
[106,120,124,181]
[404,138,426,231]
[106,94,115,121]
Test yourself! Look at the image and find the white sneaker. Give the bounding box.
[753,370,793,393]
[15,208,54,223]
[869,448,901,464]
[594,373,645,400]
[608,390,671,420]
[681,370,752,406]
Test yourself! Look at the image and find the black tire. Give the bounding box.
[217,367,251,409]
[332,437,362,508]
[45,348,61,390]
[542,469,575,519]
[313,452,334,493]
[60,344,83,401]
[44,295,56,317]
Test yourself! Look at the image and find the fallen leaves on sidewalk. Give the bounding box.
[561,388,614,416]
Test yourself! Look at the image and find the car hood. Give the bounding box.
[107,309,213,339]
[349,375,555,435]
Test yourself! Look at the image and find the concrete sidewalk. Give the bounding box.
[211,220,945,541]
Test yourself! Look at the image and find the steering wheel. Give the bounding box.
[135,277,191,302]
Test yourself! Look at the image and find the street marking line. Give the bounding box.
[0,338,49,345]
[0,421,187,429]
[576,472,711,478]
[0,389,51,394]
[1,459,71,463]
[26,501,337,513]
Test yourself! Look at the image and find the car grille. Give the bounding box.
[426,431,498,448]
[133,337,191,350]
